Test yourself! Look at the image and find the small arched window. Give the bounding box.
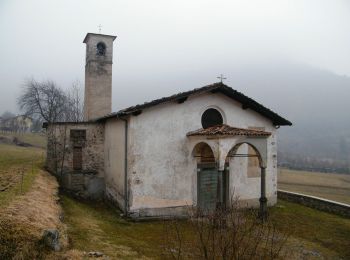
[201,108,223,129]
[96,42,106,56]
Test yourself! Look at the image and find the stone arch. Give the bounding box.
[224,141,268,220]
[192,142,216,164]
[226,142,264,168]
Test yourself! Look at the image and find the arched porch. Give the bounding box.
[188,125,271,220]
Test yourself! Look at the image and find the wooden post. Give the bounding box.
[259,166,268,221]
[20,168,24,194]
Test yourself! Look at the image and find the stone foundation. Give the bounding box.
[59,172,105,200]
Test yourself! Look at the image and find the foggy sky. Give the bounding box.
[0,0,349,115]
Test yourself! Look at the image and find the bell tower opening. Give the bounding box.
[83,33,117,120]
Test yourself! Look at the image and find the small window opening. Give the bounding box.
[70,129,86,140]
[96,42,106,56]
[201,108,223,129]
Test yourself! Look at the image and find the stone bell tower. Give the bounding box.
[83,33,117,120]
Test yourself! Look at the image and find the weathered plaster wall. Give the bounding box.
[104,118,126,210]
[127,92,277,217]
[84,62,112,120]
[46,122,105,198]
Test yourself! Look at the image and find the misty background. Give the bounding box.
[0,0,349,171]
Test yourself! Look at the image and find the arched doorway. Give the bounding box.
[192,142,227,212]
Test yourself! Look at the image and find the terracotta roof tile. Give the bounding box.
[187,124,271,137]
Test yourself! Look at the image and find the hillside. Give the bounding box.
[278,168,350,204]
[228,61,350,173]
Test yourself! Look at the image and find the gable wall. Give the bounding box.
[127,92,278,216]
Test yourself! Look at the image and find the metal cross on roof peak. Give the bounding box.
[98,24,102,33]
[217,74,227,83]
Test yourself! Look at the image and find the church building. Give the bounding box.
[45,33,291,219]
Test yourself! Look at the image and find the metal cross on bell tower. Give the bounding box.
[217,74,227,83]
[98,24,102,33]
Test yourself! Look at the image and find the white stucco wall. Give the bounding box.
[104,118,126,209]
[126,92,278,214]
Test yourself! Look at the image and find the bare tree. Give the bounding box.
[18,79,69,123]
[162,199,290,259]
[18,78,84,177]
[65,80,84,122]
[18,78,84,123]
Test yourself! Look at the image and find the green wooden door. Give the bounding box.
[198,168,218,212]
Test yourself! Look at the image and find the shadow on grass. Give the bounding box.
[61,195,167,259]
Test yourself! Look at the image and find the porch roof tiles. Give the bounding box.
[186,124,272,137]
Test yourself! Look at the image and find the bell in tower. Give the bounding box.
[83,33,117,120]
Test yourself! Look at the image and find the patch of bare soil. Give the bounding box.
[0,170,67,259]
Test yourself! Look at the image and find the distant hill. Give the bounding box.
[229,61,350,173]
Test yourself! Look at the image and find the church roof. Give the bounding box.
[187,124,272,137]
[83,33,117,43]
[97,82,292,126]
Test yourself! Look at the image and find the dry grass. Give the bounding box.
[278,168,350,204]
[0,170,66,259]
[0,140,65,259]
[0,170,62,233]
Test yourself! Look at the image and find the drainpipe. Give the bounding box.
[120,117,128,217]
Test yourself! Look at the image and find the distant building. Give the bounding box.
[0,115,33,133]
[45,33,292,219]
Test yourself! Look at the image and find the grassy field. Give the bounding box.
[61,196,166,258]
[0,132,46,148]
[61,196,350,259]
[271,200,350,259]
[278,168,350,204]
[0,134,45,206]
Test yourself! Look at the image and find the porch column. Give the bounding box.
[259,166,268,221]
[217,169,224,208]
